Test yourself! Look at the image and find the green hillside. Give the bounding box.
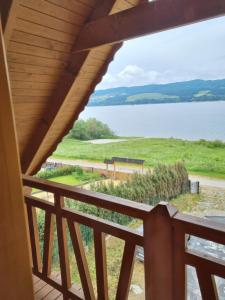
[88,79,225,106]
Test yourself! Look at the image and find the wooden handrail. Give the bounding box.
[172,212,225,300]
[23,176,225,300]
[173,212,225,244]
[23,175,153,219]
[23,175,148,299]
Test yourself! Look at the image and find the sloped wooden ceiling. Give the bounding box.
[2,0,142,175]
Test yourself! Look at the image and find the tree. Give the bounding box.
[68,118,115,140]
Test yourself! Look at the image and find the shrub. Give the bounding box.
[196,139,225,148]
[37,166,83,179]
[68,118,115,140]
[90,162,189,206]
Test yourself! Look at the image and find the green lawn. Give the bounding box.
[53,138,225,179]
[49,175,83,186]
[32,175,83,193]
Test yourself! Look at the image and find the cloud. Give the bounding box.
[97,65,194,89]
[97,63,225,90]
[95,17,225,90]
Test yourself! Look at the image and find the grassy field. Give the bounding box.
[49,175,83,185]
[53,137,225,179]
[32,175,83,193]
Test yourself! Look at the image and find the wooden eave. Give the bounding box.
[2,0,225,175]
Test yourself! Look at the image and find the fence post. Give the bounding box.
[144,202,178,300]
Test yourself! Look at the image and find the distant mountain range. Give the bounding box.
[88,79,225,106]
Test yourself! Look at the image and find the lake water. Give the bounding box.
[80,101,225,141]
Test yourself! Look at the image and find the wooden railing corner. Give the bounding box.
[144,202,179,300]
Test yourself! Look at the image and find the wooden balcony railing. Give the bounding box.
[23,175,225,300]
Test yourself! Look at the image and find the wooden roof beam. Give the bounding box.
[74,0,225,52]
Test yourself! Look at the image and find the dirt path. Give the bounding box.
[189,175,225,189]
[48,158,144,174]
[48,157,225,188]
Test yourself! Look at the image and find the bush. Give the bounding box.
[196,139,225,148]
[90,162,189,206]
[68,118,115,140]
[37,166,83,179]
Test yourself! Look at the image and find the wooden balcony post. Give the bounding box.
[144,202,178,300]
[0,19,34,300]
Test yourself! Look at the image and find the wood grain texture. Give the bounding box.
[42,212,54,276]
[21,0,120,174]
[0,20,34,300]
[116,241,136,300]
[74,0,225,51]
[54,195,71,296]
[144,203,178,300]
[68,221,95,300]
[27,205,42,273]
[94,230,109,300]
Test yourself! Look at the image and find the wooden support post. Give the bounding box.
[144,203,178,300]
[0,20,34,300]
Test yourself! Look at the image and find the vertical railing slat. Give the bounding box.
[42,211,54,276]
[94,230,108,300]
[197,269,218,300]
[54,194,71,299]
[115,240,136,300]
[68,221,95,300]
[26,204,42,273]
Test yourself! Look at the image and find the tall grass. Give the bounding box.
[91,162,189,206]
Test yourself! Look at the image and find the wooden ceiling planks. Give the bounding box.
[20,0,87,25]
[21,0,141,175]
[3,0,97,164]
[10,30,72,52]
[8,41,70,62]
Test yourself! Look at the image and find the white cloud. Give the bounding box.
[97,63,225,90]
[97,65,195,89]
[95,16,225,90]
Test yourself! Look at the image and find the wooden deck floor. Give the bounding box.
[33,274,84,300]
[33,275,63,300]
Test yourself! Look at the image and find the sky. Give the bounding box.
[97,16,225,90]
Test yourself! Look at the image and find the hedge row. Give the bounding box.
[37,165,83,179]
